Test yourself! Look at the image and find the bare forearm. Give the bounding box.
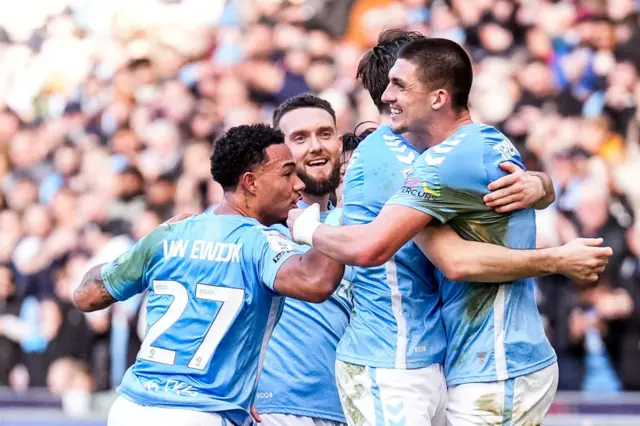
[452,245,562,282]
[73,263,118,312]
[275,250,345,303]
[299,249,345,292]
[417,226,561,282]
[312,224,384,266]
[529,171,555,209]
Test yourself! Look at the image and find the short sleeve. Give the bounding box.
[101,227,166,301]
[252,227,304,291]
[386,150,485,224]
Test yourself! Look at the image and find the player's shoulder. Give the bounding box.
[419,123,509,170]
[242,223,294,252]
[351,126,416,181]
[361,125,414,155]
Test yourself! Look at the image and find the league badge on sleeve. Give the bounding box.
[263,230,294,254]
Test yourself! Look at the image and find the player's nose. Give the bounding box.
[308,134,322,152]
[381,86,394,104]
[292,173,305,192]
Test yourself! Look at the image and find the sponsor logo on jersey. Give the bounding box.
[421,182,440,197]
[272,251,287,263]
[263,230,294,254]
[399,184,438,200]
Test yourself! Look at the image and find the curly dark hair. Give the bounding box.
[356,29,426,112]
[272,94,336,129]
[210,124,285,191]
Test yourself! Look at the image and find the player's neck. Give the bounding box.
[301,192,332,212]
[215,193,263,222]
[403,132,429,153]
[379,112,392,127]
[419,110,473,147]
[381,111,429,153]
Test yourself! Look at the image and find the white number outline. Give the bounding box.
[138,280,244,370]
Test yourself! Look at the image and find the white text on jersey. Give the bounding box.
[163,240,242,263]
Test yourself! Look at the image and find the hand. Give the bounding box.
[251,406,262,423]
[484,163,545,213]
[287,204,320,246]
[555,238,613,283]
[287,208,305,232]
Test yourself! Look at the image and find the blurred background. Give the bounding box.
[0,0,638,424]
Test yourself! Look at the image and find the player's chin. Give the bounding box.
[389,120,407,134]
[304,167,331,181]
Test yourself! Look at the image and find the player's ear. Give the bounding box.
[240,172,259,196]
[337,134,344,153]
[431,89,448,111]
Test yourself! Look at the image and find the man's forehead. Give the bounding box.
[263,144,295,169]
[389,58,416,79]
[279,107,336,135]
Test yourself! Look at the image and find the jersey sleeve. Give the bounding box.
[386,147,487,224]
[251,227,305,291]
[100,226,167,301]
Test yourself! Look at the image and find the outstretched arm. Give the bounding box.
[73,263,118,312]
[289,204,432,267]
[416,225,612,283]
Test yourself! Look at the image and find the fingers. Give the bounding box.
[499,162,521,174]
[494,201,528,214]
[487,173,520,192]
[596,246,614,257]
[576,237,604,247]
[484,187,522,206]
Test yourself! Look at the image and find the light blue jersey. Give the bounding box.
[101,213,304,426]
[339,126,446,369]
[388,123,557,385]
[256,205,353,423]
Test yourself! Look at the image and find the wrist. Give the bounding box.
[294,219,321,246]
[530,173,546,198]
[541,246,562,275]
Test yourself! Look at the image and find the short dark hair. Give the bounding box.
[272,94,336,129]
[357,29,426,112]
[210,124,285,191]
[398,38,473,111]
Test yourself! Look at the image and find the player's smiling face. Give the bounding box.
[278,107,342,197]
[253,143,305,225]
[381,58,433,134]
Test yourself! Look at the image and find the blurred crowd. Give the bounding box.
[0,0,639,409]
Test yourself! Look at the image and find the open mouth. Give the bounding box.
[307,159,328,168]
[390,106,402,119]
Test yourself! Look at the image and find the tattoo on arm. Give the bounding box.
[74,263,117,312]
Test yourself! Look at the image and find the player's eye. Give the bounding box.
[294,135,306,143]
[321,132,332,139]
